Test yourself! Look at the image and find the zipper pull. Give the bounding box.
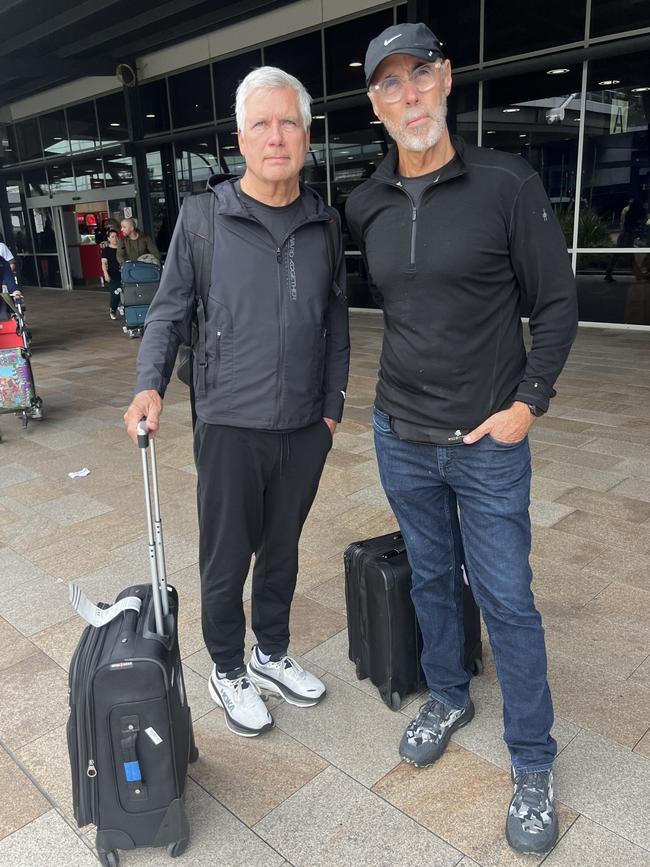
[412,207,417,222]
[276,247,282,263]
[87,759,97,778]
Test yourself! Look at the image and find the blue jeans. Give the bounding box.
[373,407,556,773]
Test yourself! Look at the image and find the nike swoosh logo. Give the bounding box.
[383,34,402,46]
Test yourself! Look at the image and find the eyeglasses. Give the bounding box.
[369,62,443,103]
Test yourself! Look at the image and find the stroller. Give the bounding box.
[0,291,43,442]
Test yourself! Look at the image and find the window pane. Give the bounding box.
[103,154,134,187]
[450,83,479,144]
[146,148,175,253]
[217,128,245,175]
[325,8,393,96]
[23,167,48,197]
[591,0,650,38]
[141,79,170,135]
[176,137,220,204]
[37,255,63,288]
[30,207,57,252]
[419,0,480,68]
[576,253,650,325]
[66,102,100,154]
[396,3,408,24]
[213,50,262,120]
[97,92,128,146]
[484,1,586,61]
[40,110,69,157]
[5,176,32,253]
[483,67,582,223]
[580,53,650,254]
[48,161,75,193]
[0,124,18,164]
[17,255,38,287]
[14,118,42,161]
[303,115,327,201]
[265,31,323,99]
[73,157,105,191]
[169,66,213,129]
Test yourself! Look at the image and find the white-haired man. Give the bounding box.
[346,23,577,856]
[125,67,349,737]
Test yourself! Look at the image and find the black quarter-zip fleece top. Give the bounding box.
[345,137,578,433]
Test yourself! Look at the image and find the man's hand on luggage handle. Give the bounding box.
[324,417,337,436]
[463,401,535,445]
[124,389,163,444]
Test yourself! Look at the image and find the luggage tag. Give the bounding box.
[69,583,142,628]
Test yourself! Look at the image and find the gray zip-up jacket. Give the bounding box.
[135,178,349,429]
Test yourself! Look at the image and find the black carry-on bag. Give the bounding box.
[344,531,483,711]
[67,422,198,867]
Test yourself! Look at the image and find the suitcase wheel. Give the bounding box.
[97,850,119,867]
[354,659,367,681]
[189,744,199,764]
[168,839,189,858]
[390,691,402,711]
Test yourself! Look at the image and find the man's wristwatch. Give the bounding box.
[527,403,544,418]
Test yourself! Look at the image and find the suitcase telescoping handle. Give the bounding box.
[136,419,170,637]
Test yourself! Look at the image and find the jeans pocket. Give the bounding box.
[486,433,527,448]
[372,407,392,434]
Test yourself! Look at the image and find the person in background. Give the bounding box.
[101,228,121,320]
[117,218,160,265]
[0,239,22,321]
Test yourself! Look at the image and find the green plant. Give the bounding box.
[555,206,611,249]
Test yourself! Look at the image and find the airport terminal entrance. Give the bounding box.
[24,186,137,290]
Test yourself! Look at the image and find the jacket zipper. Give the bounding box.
[276,246,284,423]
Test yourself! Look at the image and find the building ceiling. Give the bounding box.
[0,0,298,108]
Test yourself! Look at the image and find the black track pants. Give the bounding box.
[194,419,332,671]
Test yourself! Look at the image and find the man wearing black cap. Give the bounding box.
[346,22,578,856]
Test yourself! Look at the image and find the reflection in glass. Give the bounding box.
[37,255,63,288]
[0,124,18,164]
[483,67,582,238]
[450,83,478,144]
[146,149,175,252]
[48,162,76,193]
[14,119,42,162]
[265,31,324,99]
[17,255,38,287]
[581,53,650,251]
[103,155,134,187]
[176,138,220,203]
[303,116,327,203]
[66,102,99,153]
[30,207,57,252]
[73,158,105,191]
[484,0,586,61]
[97,92,129,146]
[5,176,33,254]
[141,79,171,135]
[576,254,650,325]
[23,167,48,197]
[419,0,480,68]
[213,50,262,119]
[325,8,393,96]
[169,66,213,129]
[217,129,246,176]
[40,111,69,157]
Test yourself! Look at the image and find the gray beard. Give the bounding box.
[382,95,448,152]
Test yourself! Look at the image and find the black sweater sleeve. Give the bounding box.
[509,173,578,413]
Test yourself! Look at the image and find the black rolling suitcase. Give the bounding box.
[67,422,197,867]
[344,530,483,711]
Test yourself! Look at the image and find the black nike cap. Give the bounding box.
[364,22,444,87]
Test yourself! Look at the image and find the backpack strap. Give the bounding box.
[184,191,216,396]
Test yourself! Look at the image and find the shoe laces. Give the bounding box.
[263,653,308,681]
[513,771,551,814]
[411,697,456,736]
[226,673,260,706]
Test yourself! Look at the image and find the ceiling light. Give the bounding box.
[573,116,582,121]
[347,156,354,159]
[632,86,650,92]
[370,120,381,125]
[53,136,62,140]
[372,139,383,143]
[547,68,570,75]
[502,107,520,113]
[96,158,102,161]
[110,123,120,127]
[349,61,362,68]
[146,113,156,118]
[598,79,620,86]
[223,145,235,150]
[486,130,496,134]
[519,134,527,138]
[313,115,325,119]
[340,150,349,154]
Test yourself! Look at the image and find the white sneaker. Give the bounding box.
[247,646,326,707]
[109,310,117,320]
[208,666,273,737]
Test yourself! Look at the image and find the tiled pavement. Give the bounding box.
[0,288,649,866]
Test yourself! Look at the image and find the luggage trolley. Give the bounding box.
[0,292,43,442]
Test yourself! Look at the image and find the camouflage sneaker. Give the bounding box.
[399,696,474,768]
[506,767,559,854]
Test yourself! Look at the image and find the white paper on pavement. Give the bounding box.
[68,468,91,478]
[69,583,142,628]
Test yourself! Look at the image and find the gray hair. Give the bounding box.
[235,66,312,131]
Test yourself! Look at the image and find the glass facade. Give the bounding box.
[0,1,648,322]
